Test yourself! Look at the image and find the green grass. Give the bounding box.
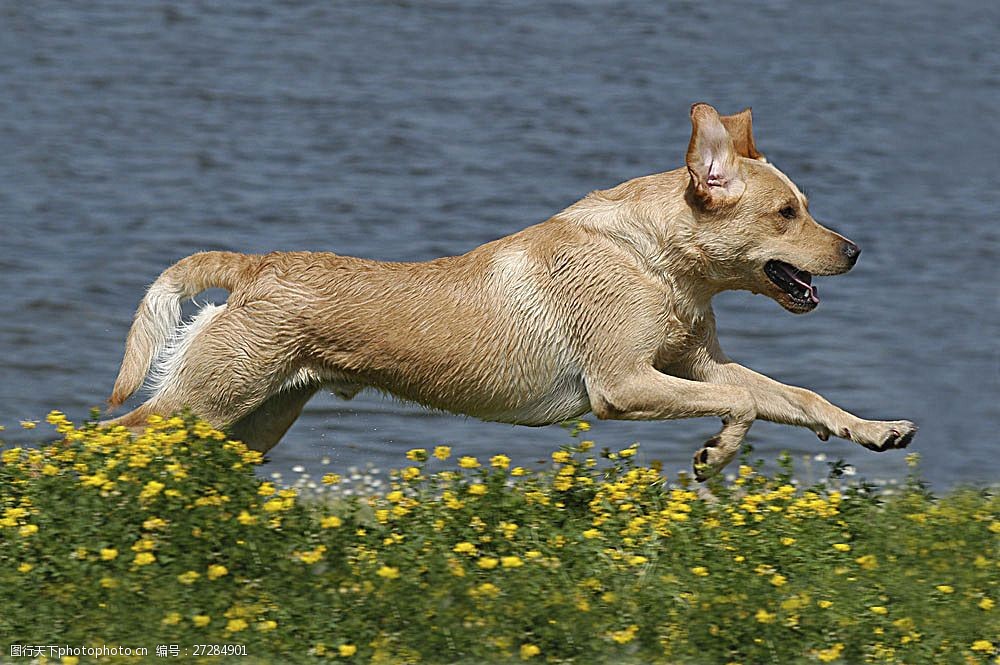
[1,413,997,664]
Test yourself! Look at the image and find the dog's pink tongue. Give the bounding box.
[782,264,820,303]
[806,283,819,303]
[794,276,819,304]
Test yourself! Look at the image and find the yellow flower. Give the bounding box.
[19,524,38,537]
[339,644,357,657]
[18,562,33,574]
[781,537,796,546]
[691,566,709,577]
[501,556,523,568]
[262,499,286,513]
[818,600,833,609]
[131,538,155,552]
[618,446,637,458]
[257,482,276,496]
[62,657,79,665]
[936,584,954,594]
[738,465,753,478]
[552,451,572,464]
[816,643,844,663]
[296,546,327,564]
[406,448,428,462]
[193,615,211,627]
[376,565,400,579]
[225,618,248,633]
[627,555,648,566]
[770,574,787,587]
[20,420,37,429]
[433,446,451,460]
[609,624,639,644]
[453,541,477,555]
[139,480,165,502]
[161,612,182,626]
[321,515,343,529]
[207,564,228,580]
[471,582,500,598]
[582,528,601,539]
[855,554,878,570]
[46,410,68,424]
[321,473,341,485]
[477,557,499,570]
[177,571,200,585]
[133,552,156,566]
[99,577,118,589]
[142,517,168,531]
[755,609,775,623]
[519,644,540,659]
[490,454,511,469]
[237,510,257,526]
[979,597,994,611]
[468,483,487,496]
[458,456,480,469]
[511,467,527,476]
[833,543,851,552]
[971,640,994,652]
[869,606,888,615]
[256,620,277,631]
[100,548,119,561]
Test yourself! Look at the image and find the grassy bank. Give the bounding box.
[1,413,997,664]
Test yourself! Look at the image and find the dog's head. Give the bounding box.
[683,103,860,313]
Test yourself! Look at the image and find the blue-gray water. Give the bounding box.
[1,1,997,487]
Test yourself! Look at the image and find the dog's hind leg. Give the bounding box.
[104,401,159,433]
[228,385,319,453]
[107,302,304,443]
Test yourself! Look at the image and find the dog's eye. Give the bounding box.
[779,206,797,220]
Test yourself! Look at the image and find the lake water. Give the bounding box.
[1,1,997,488]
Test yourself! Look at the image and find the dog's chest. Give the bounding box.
[655,306,706,364]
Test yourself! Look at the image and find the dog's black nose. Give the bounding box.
[842,240,861,265]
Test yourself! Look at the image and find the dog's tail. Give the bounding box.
[108,251,261,409]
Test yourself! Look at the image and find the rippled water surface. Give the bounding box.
[1,1,997,486]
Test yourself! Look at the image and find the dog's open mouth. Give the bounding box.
[765,260,819,309]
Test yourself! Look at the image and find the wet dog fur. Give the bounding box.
[106,103,916,479]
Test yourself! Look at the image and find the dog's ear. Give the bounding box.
[720,107,765,161]
[686,103,746,208]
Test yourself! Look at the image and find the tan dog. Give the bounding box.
[107,103,916,479]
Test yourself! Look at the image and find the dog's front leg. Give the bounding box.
[587,367,757,481]
[679,341,917,456]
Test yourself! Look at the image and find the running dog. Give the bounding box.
[107,103,916,479]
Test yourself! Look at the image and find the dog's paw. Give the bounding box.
[853,420,918,452]
[691,436,714,482]
[692,435,736,482]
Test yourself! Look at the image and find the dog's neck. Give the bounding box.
[559,168,721,312]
